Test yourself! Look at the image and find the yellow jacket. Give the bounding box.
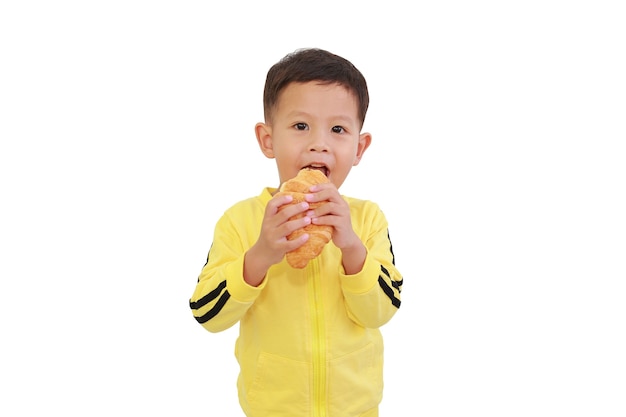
[190,188,403,417]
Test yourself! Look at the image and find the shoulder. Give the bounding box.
[223,188,273,215]
[215,189,272,231]
[221,199,262,223]
[224,196,261,212]
[343,195,382,212]
[343,195,388,226]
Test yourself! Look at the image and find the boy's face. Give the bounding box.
[256,81,371,189]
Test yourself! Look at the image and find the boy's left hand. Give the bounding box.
[304,183,359,250]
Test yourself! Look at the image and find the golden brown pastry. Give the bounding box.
[275,169,333,268]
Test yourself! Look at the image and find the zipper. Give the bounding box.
[309,259,326,417]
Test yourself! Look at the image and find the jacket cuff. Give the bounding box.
[225,254,266,302]
[339,252,379,294]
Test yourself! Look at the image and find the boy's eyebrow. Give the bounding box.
[285,110,311,119]
[285,110,357,124]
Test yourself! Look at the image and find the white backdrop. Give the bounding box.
[1,1,625,415]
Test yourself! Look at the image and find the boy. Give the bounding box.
[189,48,403,417]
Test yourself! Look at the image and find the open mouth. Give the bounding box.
[303,165,329,177]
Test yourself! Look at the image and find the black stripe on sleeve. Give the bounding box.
[193,291,231,324]
[378,275,401,309]
[202,244,213,269]
[380,264,390,279]
[391,278,403,293]
[387,230,396,265]
[189,280,227,310]
[380,265,402,293]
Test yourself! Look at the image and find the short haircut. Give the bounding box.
[263,48,369,127]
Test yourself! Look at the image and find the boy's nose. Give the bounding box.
[308,132,330,152]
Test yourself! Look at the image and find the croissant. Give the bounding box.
[275,169,333,269]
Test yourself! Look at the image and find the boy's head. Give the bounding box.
[256,48,372,190]
[263,48,369,127]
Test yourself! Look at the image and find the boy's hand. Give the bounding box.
[244,194,311,286]
[305,183,366,274]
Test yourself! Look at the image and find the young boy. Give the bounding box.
[189,48,403,417]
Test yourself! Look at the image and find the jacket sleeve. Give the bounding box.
[339,205,403,329]
[189,212,265,333]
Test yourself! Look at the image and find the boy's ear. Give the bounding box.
[353,132,372,166]
[255,122,275,159]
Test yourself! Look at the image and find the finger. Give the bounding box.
[306,200,342,218]
[311,214,338,227]
[268,193,294,211]
[308,182,335,193]
[282,215,312,236]
[278,201,310,221]
[284,232,310,252]
[304,190,333,204]
[305,185,340,204]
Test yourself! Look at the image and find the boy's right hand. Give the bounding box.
[243,194,311,286]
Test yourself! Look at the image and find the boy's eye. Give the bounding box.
[294,123,308,131]
[331,126,345,133]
